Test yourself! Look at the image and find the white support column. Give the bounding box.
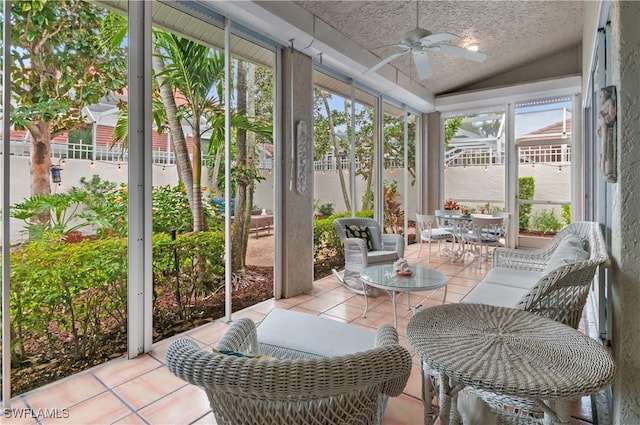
[127,0,153,358]
[403,106,409,244]
[374,95,383,224]
[2,0,13,408]
[505,103,517,249]
[224,17,232,322]
[571,93,584,221]
[350,81,356,212]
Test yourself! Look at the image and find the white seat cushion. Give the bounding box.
[367,250,399,265]
[461,282,529,307]
[481,267,541,290]
[257,309,375,358]
[421,229,451,240]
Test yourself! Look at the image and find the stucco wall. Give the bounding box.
[610,1,640,423]
[279,49,314,298]
[6,157,177,242]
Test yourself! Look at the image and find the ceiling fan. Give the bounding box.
[364,2,487,80]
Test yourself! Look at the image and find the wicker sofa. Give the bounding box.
[167,309,412,425]
[461,221,609,329]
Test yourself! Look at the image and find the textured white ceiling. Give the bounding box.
[294,0,584,95]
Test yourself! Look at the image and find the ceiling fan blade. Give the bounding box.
[420,32,460,46]
[412,50,432,80]
[434,44,487,62]
[364,49,410,75]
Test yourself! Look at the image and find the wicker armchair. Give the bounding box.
[167,317,412,425]
[332,217,404,294]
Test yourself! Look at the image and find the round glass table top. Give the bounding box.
[360,264,448,292]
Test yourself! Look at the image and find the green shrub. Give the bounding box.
[317,202,335,216]
[152,231,225,321]
[8,230,226,366]
[312,210,374,278]
[10,236,128,361]
[10,190,91,239]
[530,209,563,234]
[561,204,571,225]
[518,176,535,231]
[78,176,219,236]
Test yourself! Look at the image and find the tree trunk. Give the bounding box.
[28,121,52,197]
[152,50,195,209]
[231,62,248,272]
[27,121,52,225]
[321,91,351,211]
[209,149,222,198]
[191,121,205,232]
[243,64,258,266]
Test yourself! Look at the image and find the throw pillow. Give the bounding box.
[542,234,589,275]
[344,224,374,251]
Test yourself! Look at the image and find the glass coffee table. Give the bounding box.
[360,264,448,327]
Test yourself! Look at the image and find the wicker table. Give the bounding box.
[360,264,447,327]
[407,303,616,425]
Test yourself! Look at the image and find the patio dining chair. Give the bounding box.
[461,216,505,268]
[416,214,452,262]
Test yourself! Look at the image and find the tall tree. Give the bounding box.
[152,33,227,231]
[7,0,127,203]
[320,91,351,211]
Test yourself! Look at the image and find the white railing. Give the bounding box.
[445,144,571,167]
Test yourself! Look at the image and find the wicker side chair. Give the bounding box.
[167,318,412,425]
[332,217,404,295]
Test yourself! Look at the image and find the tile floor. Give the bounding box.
[3,243,597,424]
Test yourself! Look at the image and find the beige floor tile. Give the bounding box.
[25,372,106,411]
[137,384,211,424]
[295,296,342,313]
[0,398,37,425]
[111,413,148,424]
[91,354,163,388]
[186,320,232,345]
[383,393,425,425]
[403,362,425,400]
[315,288,358,303]
[113,366,187,410]
[323,302,369,322]
[41,392,131,425]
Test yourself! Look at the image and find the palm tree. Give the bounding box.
[105,14,271,231]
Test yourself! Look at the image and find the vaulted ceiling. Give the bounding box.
[292,1,584,95]
[179,1,586,111]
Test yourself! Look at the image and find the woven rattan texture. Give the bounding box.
[333,218,405,282]
[167,318,412,425]
[408,303,616,400]
[494,221,609,329]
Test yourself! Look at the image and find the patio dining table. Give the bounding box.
[437,214,472,261]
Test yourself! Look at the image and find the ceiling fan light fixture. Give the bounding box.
[467,43,479,52]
